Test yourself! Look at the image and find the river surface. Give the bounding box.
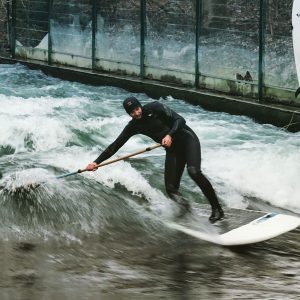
[0,64,300,299]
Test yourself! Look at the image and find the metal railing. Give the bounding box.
[2,0,297,103]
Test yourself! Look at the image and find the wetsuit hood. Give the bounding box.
[123,96,142,115]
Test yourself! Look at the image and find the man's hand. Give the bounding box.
[85,162,98,171]
[162,135,172,148]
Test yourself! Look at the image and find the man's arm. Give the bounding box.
[86,124,136,170]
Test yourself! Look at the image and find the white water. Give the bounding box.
[0,65,299,218]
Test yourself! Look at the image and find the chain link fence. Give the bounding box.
[0,0,10,55]
[0,0,298,103]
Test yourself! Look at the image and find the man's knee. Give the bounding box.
[187,166,201,179]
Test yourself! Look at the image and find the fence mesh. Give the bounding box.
[0,0,298,101]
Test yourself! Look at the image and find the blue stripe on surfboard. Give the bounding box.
[253,212,278,224]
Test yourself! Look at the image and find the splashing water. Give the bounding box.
[0,63,300,240]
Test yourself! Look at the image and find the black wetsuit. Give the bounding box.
[94,101,221,210]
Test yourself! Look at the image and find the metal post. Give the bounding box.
[92,0,97,70]
[11,0,16,58]
[258,0,265,101]
[140,0,146,78]
[195,0,202,88]
[48,0,52,64]
[6,0,10,53]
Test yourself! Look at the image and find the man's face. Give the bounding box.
[130,106,142,119]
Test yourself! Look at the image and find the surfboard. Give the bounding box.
[165,209,300,246]
[292,0,300,97]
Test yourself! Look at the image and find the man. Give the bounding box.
[86,96,224,223]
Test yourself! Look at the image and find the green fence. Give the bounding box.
[2,0,299,103]
[0,1,9,53]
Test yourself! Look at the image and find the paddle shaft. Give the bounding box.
[57,143,162,179]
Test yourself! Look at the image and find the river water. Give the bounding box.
[0,63,300,299]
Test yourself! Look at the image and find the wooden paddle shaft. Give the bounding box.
[80,143,162,173]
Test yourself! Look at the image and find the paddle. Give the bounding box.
[57,143,162,179]
[0,144,162,193]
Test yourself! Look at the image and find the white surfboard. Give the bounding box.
[292,0,300,96]
[165,212,300,246]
